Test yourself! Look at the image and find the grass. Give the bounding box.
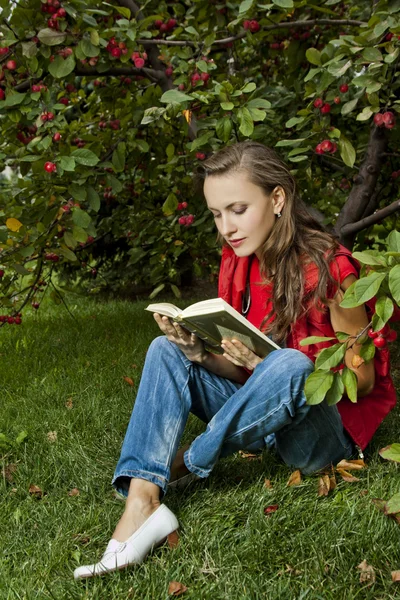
[1,292,400,600]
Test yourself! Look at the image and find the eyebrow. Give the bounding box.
[207,202,245,211]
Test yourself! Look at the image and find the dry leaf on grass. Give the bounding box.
[238,450,262,460]
[168,581,188,596]
[68,488,80,497]
[29,484,44,498]
[287,470,302,487]
[73,534,91,545]
[65,398,73,409]
[285,564,302,576]
[264,504,279,515]
[318,475,331,497]
[336,468,360,482]
[357,559,376,586]
[167,531,179,549]
[2,463,17,483]
[264,478,273,489]
[123,376,134,386]
[391,570,400,582]
[336,459,366,470]
[47,431,57,443]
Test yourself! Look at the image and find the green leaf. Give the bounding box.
[352,251,385,266]
[136,139,149,152]
[22,41,38,58]
[238,107,254,136]
[87,186,100,212]
[375,296,394,325]
[72,208,91,229]
[37,28,67,46]
[12,263,31,275]
[60,246,78,262]
[247,98,271,109]
[342,367,357,403]
[0,92,26,108]
[272,0,294,7]
[90,30,100,46]
[216,117,233,143]
[306,48,321,66]
[386,492,400,515]
[299,336,336,346]
[341,98,358,116]
[69,184,87,202]
[72,226,88,243]
[49,54,75,79]
[357,107,373,121]
[220,102,234,110]
[107,174,123,194]
[304,370,334,405]
[141,107,166,124]
[112,142,126,172]
[149,283,165,299]
[359,339,376,363]
[388,230,400,253]
[325,372,345,406]
[328,59,352,77]
[339,280,358,308]
[81,39,100,57]
[248,108,266,122]
[241,82,256,94]
[339,136,356,168]
[315,343,346,371]
[19,155,41,162]
[389,264,400,304]
[15,430,28,445]
[162,192,178,216]
[336,331,351,342]
[63,231,78,249]
[362,47,383,62]
[354,272,386,304]
[239,0,254,14]
[59,156,76,171]
[276,138,306,147]
[71,149,99,166]
[379,443,400,463]
[160,90,193,104]
[286,116,305,128]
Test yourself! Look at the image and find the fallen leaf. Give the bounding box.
[379,444,400,464]
[264,504,279,515]
[65,397,73,409]
[168,581,188,596]
[337,468,360,482]
[285,564,302,576]
[29,484,44,498]
[131,364,138,369]
[372,498,387,513]
[357,559,376,586]
[73,534,91,545]
[391,570,400,582]
[68,488,80,497]
[167,531,179,548]
[329,474,337,491]
[336,459,366,470]
[47,431,57,443]
[351,354,365,368]
[2,463,17,483]
[264,478,273,489]
[287,470,302,487]
[123,376,134,386]
[238,450,262,460]
[384,492,400,516]
[318,475,331,497]
[359,489,368,496]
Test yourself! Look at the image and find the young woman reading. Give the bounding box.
[74,141,396,580]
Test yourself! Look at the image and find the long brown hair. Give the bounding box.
[195,141,340,343]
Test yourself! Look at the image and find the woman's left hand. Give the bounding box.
[221,338,264,371]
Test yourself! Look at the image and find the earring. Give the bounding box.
[276,212,282,218]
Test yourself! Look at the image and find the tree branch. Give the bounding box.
[340,199,400,236]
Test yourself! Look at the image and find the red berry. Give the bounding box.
[52,132,61,142]
[339,84,348,93]
[178,83,185,91]
[154,19,163,29]
[321,103,331,114]
[166,18,177,30]
[386,32,394,41]
[6,59,17,71]
[334,96,341,104]
[160,23,168,33]
[178,216,187,225]
[59,97,69,105]
[382,111,396,129]
[200,72,210,83]
[182,201,188,209]
[196,152,206,160]
[320,139,333,153]
[374,113,384,127]
[111,47,121,58]
[134,57,145,68]
[44,161,56,173]
[368,328,379,339]
[0,47,9,56]
[0,269,4,278]
[249,20,260,33]
[377,323,391,337]
[165,66,173,77]
[15,317,22,325]
[243,20,250,30]
[186,214,194,225]
[315,143,324,155]
[191,72,201,83]
[7,316,15,324]
[0,89,4,101]
[57,7,66,17]
[313,98,323,109]
[387,329,397,342]
[47,112,54,120]
[373,335,387,349]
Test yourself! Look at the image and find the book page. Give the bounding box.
[215,325,256,352]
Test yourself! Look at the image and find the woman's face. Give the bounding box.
[204,171,285,259]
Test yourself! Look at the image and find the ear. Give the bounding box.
[271,186,286,215]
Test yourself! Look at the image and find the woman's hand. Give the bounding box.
[221,338,263,371]
[153,313,207,363]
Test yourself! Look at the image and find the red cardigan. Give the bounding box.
[217,244,398,451]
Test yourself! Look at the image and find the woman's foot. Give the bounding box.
[169,444,191,483]
[112,497,161,542]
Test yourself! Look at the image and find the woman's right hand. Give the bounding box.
[153,313,207,363]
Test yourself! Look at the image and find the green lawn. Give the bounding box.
[1,293,400,600]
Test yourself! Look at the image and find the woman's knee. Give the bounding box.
[259,348,314,378]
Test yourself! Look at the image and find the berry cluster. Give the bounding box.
[243,20,260,33]
[41,111,55,122]
[131,51,148,69]
[41,0,67,30]
[72,137,85,148]
[178,215,194,227]
[391,170,400,179]
[190,72,210,87]
[154,18,177,34]
[16,124,38,145]
[315,139,338,155]
[44,161,57,173]
[103,186,116,201]
[373,111,396,130]
[313,98,331,114]
[0,47,9,56]
[368,324,397,348]
[270,41,285,50]
[106,38,128,59]
[0,314,22,325]
[44,252,60,262]
[195,152,206,160]
[31,82,48,93]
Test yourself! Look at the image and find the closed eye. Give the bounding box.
[213,209,247,218]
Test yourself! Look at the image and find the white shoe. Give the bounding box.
[73,504,179,580]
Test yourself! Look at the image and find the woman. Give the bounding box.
[74,141,395,580]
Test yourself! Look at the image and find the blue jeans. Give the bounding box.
[113,336,354,498]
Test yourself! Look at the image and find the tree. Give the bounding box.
[0,0,399,326]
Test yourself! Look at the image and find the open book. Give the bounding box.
[145,297,280,358]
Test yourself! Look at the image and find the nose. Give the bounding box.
[218,214,237,238]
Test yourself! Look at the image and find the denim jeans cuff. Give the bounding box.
[183,450,210,478]
[112,469,168,498]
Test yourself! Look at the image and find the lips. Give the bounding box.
[229,238,245,243]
